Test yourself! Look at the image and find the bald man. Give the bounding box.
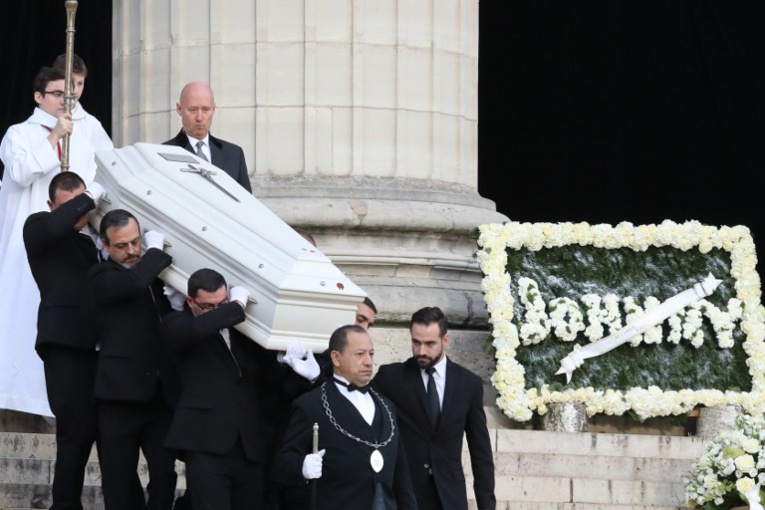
[163,82,251,192]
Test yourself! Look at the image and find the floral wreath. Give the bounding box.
[476,220,765,421]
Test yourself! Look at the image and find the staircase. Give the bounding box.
[1,411,706,510]
[476,428,706,509]
[0,426,186,510]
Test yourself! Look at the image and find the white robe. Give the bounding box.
[71,102,114,153]
[0,103,111,189]
[0,107,97,417]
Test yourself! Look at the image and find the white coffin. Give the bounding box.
[92,143,364,352]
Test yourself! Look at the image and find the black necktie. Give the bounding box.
[334,377,370,394]
[425,367,440,429]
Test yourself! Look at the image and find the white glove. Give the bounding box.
[280,340,321,382]
[163,284,186,312]
[302,449,325,480]
[144,230,164,251]
[229,286,249,308]
[84,181,106,206]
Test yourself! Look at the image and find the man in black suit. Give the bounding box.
[275,324,417,510]
[161,268,267,509]
[23,172,104,510]
[88,209,178,510]
[163,82,252,192]
[373,307,496,510]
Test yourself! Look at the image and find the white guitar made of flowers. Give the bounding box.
[556,273,722,383]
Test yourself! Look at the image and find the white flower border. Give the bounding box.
[476,220,765,421]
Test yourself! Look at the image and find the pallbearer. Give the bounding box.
[88,210,178,510]
[23,172,105,510]
[275,325,417,510]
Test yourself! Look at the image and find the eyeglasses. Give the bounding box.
[193,298,229,311]
[41,90,66,99]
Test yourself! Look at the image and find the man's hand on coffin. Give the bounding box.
[143,230,165,251]
[280,340,321,382]
[229,286,249,309]
[302,449,325,480]
[84,181,106,207]
[163,284,186,312]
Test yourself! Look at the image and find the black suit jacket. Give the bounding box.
[275,381,417,510]
[88,249,178,404]
[162,304,282,463]
[23,194,99,351]
[374,357,496,510]
[163,129,252,192]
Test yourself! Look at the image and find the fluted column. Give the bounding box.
[113,0,507,325]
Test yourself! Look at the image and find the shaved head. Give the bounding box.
[177,82,216,140]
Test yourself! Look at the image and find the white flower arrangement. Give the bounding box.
[685,413,765,509]
[476,220,765,422]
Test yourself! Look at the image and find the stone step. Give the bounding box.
[490,450,694,482]
[5,429,704,461]
[3,431,696,485]
[488,505,685,510]
[480,430,699,509]
[494,429,706,460]
[490,474,686,507]
[0,458,187,488]
[2,428,703,509]
[0,485,186,510]
[1,432,78,461]
[0,484,104,510]
[0,410,55,435]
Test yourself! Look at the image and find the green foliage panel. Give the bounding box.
[508,245,751,392]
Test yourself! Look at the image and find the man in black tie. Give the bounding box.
[373,307,496,510]
[163,82,252,192]
[161,269,264,509]
[162,268,322,510]
[88,209,179,510]
[23,172,104,510]
[275,325,417,510]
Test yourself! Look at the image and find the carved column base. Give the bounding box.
[697,405,740,438]
[255,177,508,326]
[541,402,588,433]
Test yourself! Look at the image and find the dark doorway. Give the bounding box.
[478,1,765,271]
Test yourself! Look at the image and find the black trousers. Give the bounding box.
[97,393,177,510]
[184,436,264,510]
[417,474,445,510]
[263,481,310,510]
[39,345,99,510]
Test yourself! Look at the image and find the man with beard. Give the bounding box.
[372,307,496,510]
[88,209,178,510]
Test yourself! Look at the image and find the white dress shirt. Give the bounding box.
[333,375,376,425]
[420,355,447,409]
[186,133,211,162]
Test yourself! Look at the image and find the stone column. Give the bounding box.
[112,0,507,327]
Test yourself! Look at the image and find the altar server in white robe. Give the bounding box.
[53,53,113,153]
[0,66,97,417]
